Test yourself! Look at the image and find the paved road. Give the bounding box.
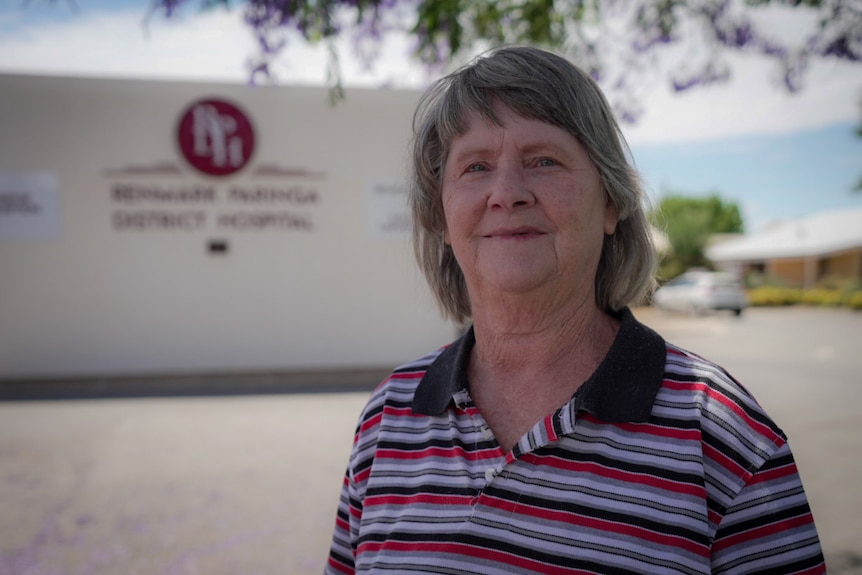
[1,307,859,574]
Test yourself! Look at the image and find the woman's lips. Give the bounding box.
[484,226,545,238]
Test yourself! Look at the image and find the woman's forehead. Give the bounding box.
[450,106,575,148]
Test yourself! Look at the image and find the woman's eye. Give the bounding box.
[467,163,486,173]
[537,158,557,167]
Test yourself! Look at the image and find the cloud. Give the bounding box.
[1,8,260,83]
[622,54,862,145]
[0,6,429,87]
[1,4,860,145]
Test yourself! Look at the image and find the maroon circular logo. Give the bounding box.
[177,98,255,177]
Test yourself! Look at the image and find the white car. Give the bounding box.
[652,271,748,316]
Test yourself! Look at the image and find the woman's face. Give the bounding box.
[441,103,618,307]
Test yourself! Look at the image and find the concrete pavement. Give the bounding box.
[1,392,368,575]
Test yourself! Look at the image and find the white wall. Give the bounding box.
[0,74,456,380]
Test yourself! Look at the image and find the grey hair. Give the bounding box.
[410,45,656,325]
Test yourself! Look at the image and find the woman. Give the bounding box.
[325,46,824,574]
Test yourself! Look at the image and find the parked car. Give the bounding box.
[652,270,749,316]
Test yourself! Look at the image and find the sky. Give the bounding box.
[1,0,861,232]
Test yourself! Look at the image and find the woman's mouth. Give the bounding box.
[486,226,544,239]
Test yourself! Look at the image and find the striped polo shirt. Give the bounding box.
[325,308,825,574]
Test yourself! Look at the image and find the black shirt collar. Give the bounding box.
[412,307,667,423]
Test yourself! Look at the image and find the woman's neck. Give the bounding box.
[466,299,620,453]
[469,295,619,391]
[474,283,606,347]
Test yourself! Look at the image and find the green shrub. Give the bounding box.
[747,286,802,306]
[747,284,862,309]
[801,289,845,307]
[846,292,862,310]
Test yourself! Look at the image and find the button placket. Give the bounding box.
[461,391,505,510]
[481,425,494,440]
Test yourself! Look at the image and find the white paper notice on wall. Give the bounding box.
[365,180,411,239]
[0,172,61,241]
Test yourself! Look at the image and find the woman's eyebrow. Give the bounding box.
[447,143,497,163]
[451,138,567,157]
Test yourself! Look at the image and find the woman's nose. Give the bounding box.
[486,163,536,211]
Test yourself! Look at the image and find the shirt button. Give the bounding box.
[485,468,497,482]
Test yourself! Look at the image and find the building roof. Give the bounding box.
[707,206,862,262]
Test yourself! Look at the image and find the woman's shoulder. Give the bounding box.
[661,341,760,405]
[348,345,451,469]
[657,341,787,459]
[355,345,450,421]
